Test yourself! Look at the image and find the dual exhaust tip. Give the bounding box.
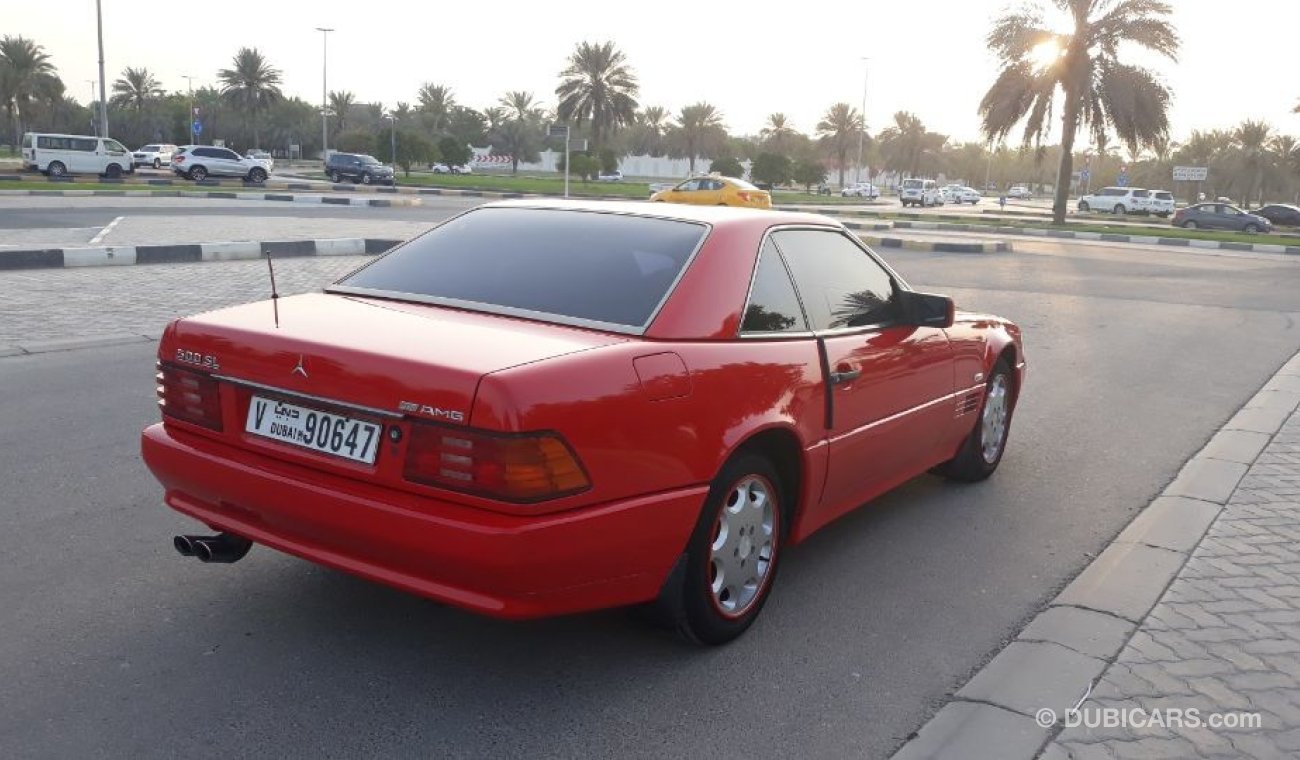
[174,533,253,563]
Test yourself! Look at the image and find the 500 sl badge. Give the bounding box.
[175,348,219,371]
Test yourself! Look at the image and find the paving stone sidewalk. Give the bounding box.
[1046,395,1300,759]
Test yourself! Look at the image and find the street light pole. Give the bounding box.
[856,57,868,185]
[315,27,333,163]
[384,113,397,173]
[86,80,97,135]
[182,75,195,145]
[95,0,109,137]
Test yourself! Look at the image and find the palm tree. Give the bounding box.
[0,36,59,142]
[627,105,669,156]
[816,103,865,187]
[555,40,639,153]
[1233,120,1273,208]
[483,106,507,132]
[1271,135,1299,203]
[217,47,283,149]
[878,111,932,176]
[979,0,1179,223]
[328,90,355,135]
[110,67,162,111]
[417,83,456,133]
[500,91,535,122]
[761,113,798,155]
[669,102,725,174]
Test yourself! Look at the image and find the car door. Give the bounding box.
[666,179,702,204]
[771,228,955,521]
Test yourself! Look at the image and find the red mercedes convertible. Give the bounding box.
[142,200,1025,644]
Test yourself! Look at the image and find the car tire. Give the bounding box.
[1078,201,1090,212]
[936,359,1016,482]
[1244,223,1259,234]
[329,170,342,183]
[104,163,122,179]
[152,158,161,170]
[247,167,267,183]
[1184,220,1198,229]
[189,166,207,181]
[1114,204,1126,215]
[649,452,785,645]
[45,161,67,178]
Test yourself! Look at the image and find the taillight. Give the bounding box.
[157,362,223,430]
[737,191,751,202]
[403,422,590,502]
[173,155,185,163]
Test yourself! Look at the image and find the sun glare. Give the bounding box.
[1029,40,1063,70]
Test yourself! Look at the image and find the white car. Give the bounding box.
[22,132,134,177]
[597,170,623,182]
[1144,189,1175,217]
[900,178,942,208]
[171,145,271,182]
[431,163,472,175]
[132,143,177,169]
[1077,186,1149,215]
[841,182,880,199]
[1006,185,1033,200]
[943,185,981,204]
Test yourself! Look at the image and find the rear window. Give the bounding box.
[333,208,707,331]
[1154,192,1172,200]
[902,179,923,189]
[141,145,159,151]
[22,134,32,149]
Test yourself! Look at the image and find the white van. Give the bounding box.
[21,133,134,178]
[900,178,942,208]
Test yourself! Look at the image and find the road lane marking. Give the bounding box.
[88,216,125,245]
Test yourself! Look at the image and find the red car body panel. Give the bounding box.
[142,200,1025,619]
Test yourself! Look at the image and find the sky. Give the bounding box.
[9,0,1299,146]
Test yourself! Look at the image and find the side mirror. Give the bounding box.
[898,290,955,328]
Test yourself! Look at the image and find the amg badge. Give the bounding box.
[398,401,466,423]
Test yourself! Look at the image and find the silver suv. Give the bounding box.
[132,143,177,169]
[171,145,271,182]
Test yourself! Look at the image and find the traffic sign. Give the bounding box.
[548,124,569,138]
[1172,166,1208,182]
[1116,173,1128,187]
[192,120,203,136]
[1079,168,1090,180]
[568,138,588,151]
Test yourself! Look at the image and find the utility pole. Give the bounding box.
[856,57,869,186]
[95,0,109,137]
[315,27,333,163]
[86,81,98,135]
[182,75,196,144]
[385,113,397,170]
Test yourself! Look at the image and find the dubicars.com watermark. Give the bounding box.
[1035,706,1263,731]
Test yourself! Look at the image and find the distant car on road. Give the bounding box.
[1145,190,1175,217]
[244,150,274,172]
[431,163,473,175]
[133,143,178,169]
[142,199,1025,644]
[900,178,942,208]
[1253,204,1300,227]
[326,152,394,185]
[1076,186,1149,215]
[172,146,270,182]
[841,182,880,199]
[22,132,134,178]
[1006,185,1033,200]
[943,186,981,205]
[650,174,772,209]
[597,170,623,182]
[1172,203,1272,233]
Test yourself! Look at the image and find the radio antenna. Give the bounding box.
[265,250,280,328]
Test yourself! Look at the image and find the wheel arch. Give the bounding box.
[725,424,809,538]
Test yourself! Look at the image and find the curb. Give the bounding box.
[891,350,1300,760]
[855,234,1011,254]
[0,188,421,207]
[0,333,158,357]
[778,206,1300,255]
[0,237,403,271]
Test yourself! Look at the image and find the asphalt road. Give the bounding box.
[2,224,1300,758]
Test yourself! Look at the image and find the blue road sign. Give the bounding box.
[193,120,203,136]
[1079,168,1090,180]
[1116,173,1129,187]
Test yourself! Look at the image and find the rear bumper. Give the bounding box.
[141,423,705,619]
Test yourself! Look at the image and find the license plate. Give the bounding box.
[245,395,381,464]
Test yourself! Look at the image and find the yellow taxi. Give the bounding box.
[649,174,772,209]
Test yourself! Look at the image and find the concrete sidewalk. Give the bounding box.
[894,352,1300,759]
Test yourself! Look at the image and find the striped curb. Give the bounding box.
[0,237,403,271]
[855,234,1011,254]
[0,188,421,207]
[890,350,1300,760]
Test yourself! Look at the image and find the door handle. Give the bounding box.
[829,369,861,385]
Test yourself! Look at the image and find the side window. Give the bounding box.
[194,148,218,158]
[773,230,899,331]
[37,136,52,149]
[220,149,239,160]
[677,179,700,191]
[741,240,808,335]
[73,138,98,152]
[104,139,127,153]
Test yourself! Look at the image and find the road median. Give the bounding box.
[0,237,402,271]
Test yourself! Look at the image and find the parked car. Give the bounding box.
[900,178,942,207]
[326,152,394,185]
[1145,189,1175,217]
[132,143,178,169]
[597,170,623,182]
[1171,203,1272,233]
[650,175,772,209]
[1076,186,1149,215]
[171,146,270,182]
[943,186,982,205]
[431,163,473,174]
[21,132,134,178]
[1006,185,1033,200]
[143,200,1025,644]
[1253,204,1300,227]
[841,182,880,199]
[244,150,274,172]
